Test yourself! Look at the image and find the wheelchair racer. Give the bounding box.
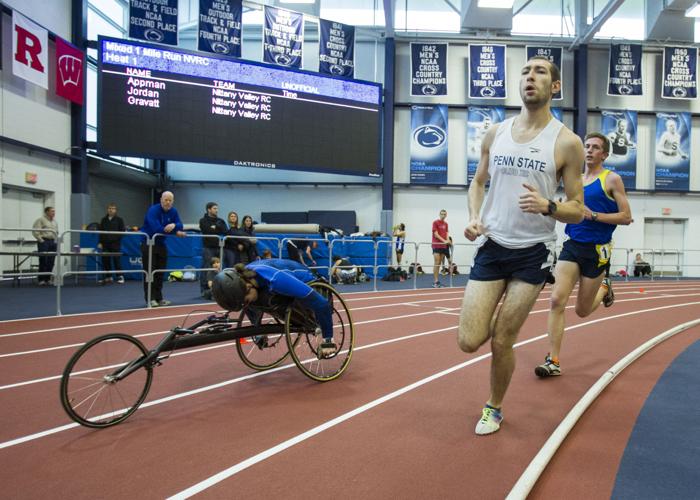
[212,259,337,357]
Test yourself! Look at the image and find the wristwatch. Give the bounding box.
[545,200,557,216]
[591,212,598,222]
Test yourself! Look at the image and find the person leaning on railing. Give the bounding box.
[32,206,58,286]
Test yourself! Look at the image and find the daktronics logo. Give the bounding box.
[58,54,82,87]
[413,125,446,148]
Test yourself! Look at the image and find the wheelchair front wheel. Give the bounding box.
[60,333,153,428]
[285,281,354,382]
[235,310,293,371]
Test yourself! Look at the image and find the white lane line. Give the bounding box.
[2,300,698,456]
[4,291,700,387]
[4,283,696,336]
[167,300,700,498]
[0,325,457,450]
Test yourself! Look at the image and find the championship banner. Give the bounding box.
[467,106,505,182]
[129,0,178,46]
[263,6,303,68]
[55,37,84,105]
[12,11,48,89]
[198,0,241,57]
[526,46,562,100]
[551,107,563,122]
[319,19,354,78]
[410,105,448,185]
[601,110,637,190]
[608,44,642,96]
[469,44,506,99]
[655,112,691,191]
[410,43,447,96]
[662,46,697,100]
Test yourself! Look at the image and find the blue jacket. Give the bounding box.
[141,203,184,245]
[247,259,333,340]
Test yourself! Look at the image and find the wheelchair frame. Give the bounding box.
[60,281,354,428]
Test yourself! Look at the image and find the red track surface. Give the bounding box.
[1,282,699,499]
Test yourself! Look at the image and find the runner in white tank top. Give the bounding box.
[456,56,585,436]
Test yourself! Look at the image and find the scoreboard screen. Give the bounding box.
[97,37,382,177]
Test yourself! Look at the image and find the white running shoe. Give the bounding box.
[475,406,503,435]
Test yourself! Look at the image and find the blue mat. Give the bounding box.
[612,338,700,499]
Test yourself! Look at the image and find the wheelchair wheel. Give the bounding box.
[235,310,292,371]
[285,281,354,382]
[60,333,153,428]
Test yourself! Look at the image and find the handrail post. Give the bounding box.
[373,240,379,292]
[147,234,156,307]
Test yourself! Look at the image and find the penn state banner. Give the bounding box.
[467,106,505,182]
[608,44,642,96]
[655,112,691,191]
[551,107,563,122]
[662,46,697,100]
[129,0,178,46]
[263,6,303,68]
[410,105,448,185]
[198,0,242,57]
[469,44,506,99]
[410,43,447,96]
[601,110,637,190]
[319,19,354,78]
[526,46,562,100]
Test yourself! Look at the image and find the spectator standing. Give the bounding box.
[224,211,242,268]
[241,215,259,262]
[32,206,58,286]
[198,202,227,297]
[201,256,221,300]
[140,191,185,307]
[98,203,126,284]
[393,223,406,268]
[431,209,450,288]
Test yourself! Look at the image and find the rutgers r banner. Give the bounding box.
[12,10,49,89]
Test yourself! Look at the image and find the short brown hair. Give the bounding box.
[584,132,610,154]
[527,56,561,83]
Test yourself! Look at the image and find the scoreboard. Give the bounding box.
[98,37,382,177]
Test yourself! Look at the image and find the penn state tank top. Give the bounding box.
[481,116,563,249]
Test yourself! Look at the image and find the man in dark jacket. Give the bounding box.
[199,202,228,296]
[98,203,126,284]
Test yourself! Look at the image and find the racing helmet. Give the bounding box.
[211,269,247,311]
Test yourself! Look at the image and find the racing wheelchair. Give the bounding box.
[60,280,354,428]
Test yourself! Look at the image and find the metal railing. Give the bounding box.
[4,225,700,316]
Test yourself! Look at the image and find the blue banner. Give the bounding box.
[551,107,563,122]
[526,46,562,100]
[469,44,506,99]
[410,105,448,185]
[198,0,241,57]
[655,112,691,191]
[467,106,505,182]
[608,44,643,96]
[263,6,303,68]
[662,46,698,100]
[128,0,178,46]
[319,19,354,78]
[410,43,447,96]
[601,110,637,190]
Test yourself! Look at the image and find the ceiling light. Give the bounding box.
[477,0,515,8]
[685,3,700,17]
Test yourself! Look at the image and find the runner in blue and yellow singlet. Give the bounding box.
[535,132,632,378]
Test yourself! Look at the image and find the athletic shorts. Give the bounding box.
[469,238,554,285]
[395,241,405,254]
[432,247,450,257]
[558,239,612,279]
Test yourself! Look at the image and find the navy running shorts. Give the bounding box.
[470,238,553,285]
[558,238,611,279]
